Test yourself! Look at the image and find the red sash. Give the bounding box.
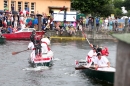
[87,55,92,63]
[42,42,51,51]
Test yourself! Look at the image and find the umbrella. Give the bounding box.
[0,10,4,13]
[12,11,18,15]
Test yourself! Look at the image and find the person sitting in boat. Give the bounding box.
[90,44,109,57]
[41,37,53,59]
[86,47,97,67]
[100,47,109,57]
[94,52,110,70]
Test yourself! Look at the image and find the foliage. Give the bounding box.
[114,8,123,17]
[99,4,115,17]
[71,0,111,16]
[126,10,130,16]
[123,0,130,11]
[113,0,124,9]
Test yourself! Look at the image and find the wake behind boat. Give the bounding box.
[75,60,115,84]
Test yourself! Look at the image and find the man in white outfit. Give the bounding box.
[94,52,110,70]
[86,48,97,67]
[41,37,53,59]
[28,41,35,61]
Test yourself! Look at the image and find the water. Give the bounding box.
[0,39,117,86]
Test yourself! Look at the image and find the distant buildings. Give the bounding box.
[1,0,71,14]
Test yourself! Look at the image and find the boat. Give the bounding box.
[2,28,45,40]
[75,60,115,84]
[0,36,6,43]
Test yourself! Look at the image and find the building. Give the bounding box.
[0,0,71,14]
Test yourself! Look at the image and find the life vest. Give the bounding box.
[101,47,109,56]
[42,42,51,51]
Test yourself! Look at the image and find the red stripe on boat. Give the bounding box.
[34,57,51,61]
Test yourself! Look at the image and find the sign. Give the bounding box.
[53,11,77,21]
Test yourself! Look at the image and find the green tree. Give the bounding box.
[71,0,112,16]
[113,0,124,9]
[114,8,123,16]
[123,0,130,11]
[126,10,130,16]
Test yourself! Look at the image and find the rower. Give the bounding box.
[41,37,53,58]
[94,52,110,70]
[86,47,97,67]
[27,41,35,59]
[90,43,109,57]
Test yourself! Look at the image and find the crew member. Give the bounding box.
[35,35,42,56]
[41,37,53,58]
[86,47,97,67]
[28,41,35,60]
[94,52,110,70]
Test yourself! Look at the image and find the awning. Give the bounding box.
[48,6,68,9]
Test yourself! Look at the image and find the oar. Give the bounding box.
[82,31,90,45]
[73,16,90,45]
[12,49,28,55]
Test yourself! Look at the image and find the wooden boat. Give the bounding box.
[0,36,6,43]
[75,60,115,84]
[2,28,45,40]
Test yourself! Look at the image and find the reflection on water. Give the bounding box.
[0,39,117,86]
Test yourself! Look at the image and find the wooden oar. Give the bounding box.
[82,31,90,45]
[73,16,90,45]
[12,49,28,55]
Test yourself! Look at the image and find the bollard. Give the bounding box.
[36,14,42,31]
[112,33,130,86]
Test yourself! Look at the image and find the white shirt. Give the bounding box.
[86,50,97,63]
[94,56,109,67]
[23,10,26,16]
[41,43,48,54]
[28,42,34,50]
[88,50,97,57]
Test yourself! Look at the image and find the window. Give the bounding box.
[18,2,22,12]
[31,3,35,14]
[4,0,8,10]
[11,1,16,11]
[24,2,29,11]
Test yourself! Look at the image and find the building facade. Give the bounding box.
[0,0,71,14]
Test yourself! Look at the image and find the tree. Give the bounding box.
[123,0,130,11]
[126,10,130,16]
[71,0,112,16]
[114,8,123,17]
[113,0,124,9]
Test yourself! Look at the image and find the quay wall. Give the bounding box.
[44,31,115,40]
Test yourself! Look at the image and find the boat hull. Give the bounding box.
[83,67,114,83]
[2,31,44,40]
[29,59,53,68]
[75,60,115,84]
[0,37,6,43]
